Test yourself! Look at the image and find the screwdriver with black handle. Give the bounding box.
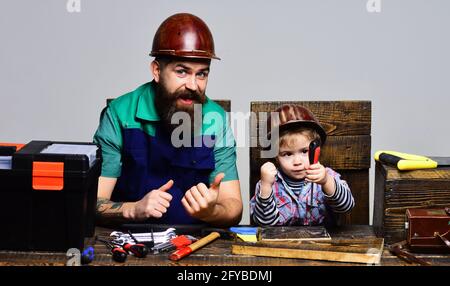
[124,230,149,258]
[96,237,127,263]
[307,139,321,225]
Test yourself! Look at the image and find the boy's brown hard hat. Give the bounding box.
[267,104,327,144]
[150,13,220,60]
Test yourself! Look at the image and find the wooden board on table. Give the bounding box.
[231,238,384,264]
[259,226,331,242]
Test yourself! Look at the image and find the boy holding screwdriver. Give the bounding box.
[250,104,355,226]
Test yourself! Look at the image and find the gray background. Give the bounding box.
[1,0,449,225]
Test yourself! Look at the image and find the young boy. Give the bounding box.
[250,104,355,226]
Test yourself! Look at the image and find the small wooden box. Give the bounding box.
[406,208,450,252]
[374,162,450,244]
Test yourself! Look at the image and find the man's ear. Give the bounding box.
[151,60,161,83]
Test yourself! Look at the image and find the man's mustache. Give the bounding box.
[174,90,205,103]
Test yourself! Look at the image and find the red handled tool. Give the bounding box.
[126,230,149,258]
[151,235,195,254]
[96,237,127,263]
[308,139,321,164]
[307,139,321,226]
[169,232,220,261]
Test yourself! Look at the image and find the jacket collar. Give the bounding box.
[136,81,161,122]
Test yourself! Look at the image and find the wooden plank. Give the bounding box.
[250,135,371,170]
[335,170,370,225]
[231,238,384,264]
[384,165,450,181]
[373,162,387,234]
[250,101,371,136]
[214,100,231,112]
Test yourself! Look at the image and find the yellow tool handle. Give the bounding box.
[397,159,437,170]
[374,150,438,170]
[374,150,430,161]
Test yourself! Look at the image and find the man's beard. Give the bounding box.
[154,80,207,136]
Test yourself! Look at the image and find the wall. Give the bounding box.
[1,0,450,224]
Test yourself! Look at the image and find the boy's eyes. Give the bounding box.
[280,150,308,156]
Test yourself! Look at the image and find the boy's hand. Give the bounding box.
[259,162,277,199]
[306,163,336,197]
[306,162,329,185]
[260,162,277,185]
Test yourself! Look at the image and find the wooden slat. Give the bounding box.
[250,135,371,170]
[335,170,370,225]
[251,101,371,136]
[214,100,231,112]
[231,238,384,264]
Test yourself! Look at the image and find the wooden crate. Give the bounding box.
[250,101,372,225]
[373,161,450,244]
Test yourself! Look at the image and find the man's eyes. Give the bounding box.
[196,71,209,79]
[175,69,187,76]
[174,69,208,79]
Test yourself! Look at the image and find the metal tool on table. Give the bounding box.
[96,237,128,263]
[387,240,431,266]
[307,139,321,225]
[110,228,176,246]
[123,230,149,258]
[375,150,450,171]
[148,228,155,248]
[152,235,196,254]
[169,232,220,261]
[81,246,95,265]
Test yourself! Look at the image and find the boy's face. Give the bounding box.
[276,133,312,180]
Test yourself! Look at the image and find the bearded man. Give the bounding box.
[93,13,242,227]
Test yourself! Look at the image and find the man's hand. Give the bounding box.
[123,180,174,220]
[181,173,224,220]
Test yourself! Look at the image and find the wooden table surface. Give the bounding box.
[0,225,449,266]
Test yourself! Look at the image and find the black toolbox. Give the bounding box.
[0,141,101,251]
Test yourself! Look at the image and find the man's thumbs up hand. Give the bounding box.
[124,179,174,220]
[181,173,225,220]
[210,173,224,192]
[158,179,174,192]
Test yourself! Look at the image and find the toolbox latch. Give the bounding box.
[32,161,64,191]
